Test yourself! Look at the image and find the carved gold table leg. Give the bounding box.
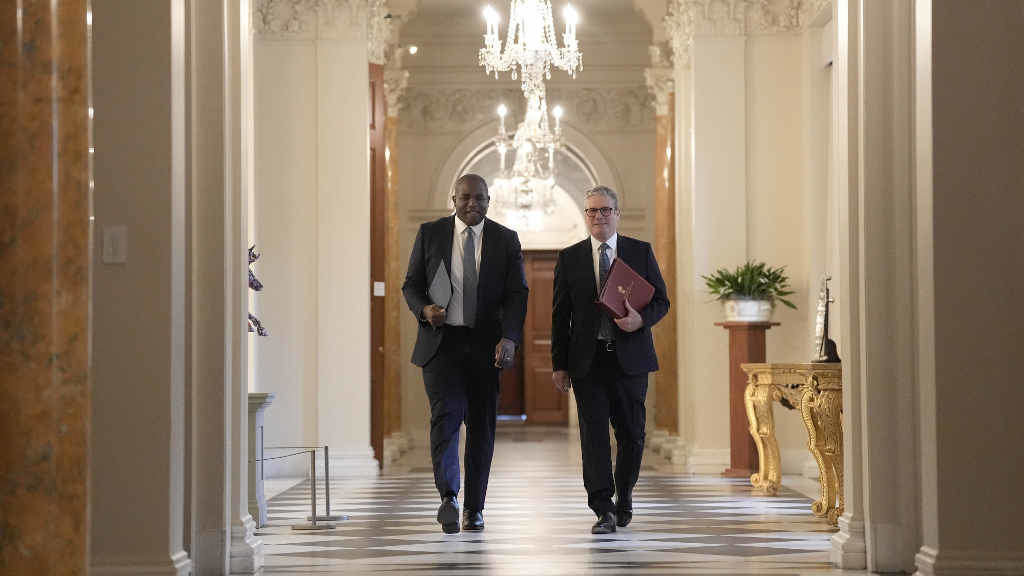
[745,374,781,495]
[800,377,843,526]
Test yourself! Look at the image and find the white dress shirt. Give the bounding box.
[590,233,618,292]
[447,216,485,326]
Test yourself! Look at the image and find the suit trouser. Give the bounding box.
[572,343,649,516]
[422,326,499,513]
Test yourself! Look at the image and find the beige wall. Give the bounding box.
[251,13,375,477]
[252,42,320,477]
[675,29,823,473]
[746,34,815,463]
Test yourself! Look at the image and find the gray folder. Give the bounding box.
[429,261,452,308]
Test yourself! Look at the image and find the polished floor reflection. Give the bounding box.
[261,425,855,575]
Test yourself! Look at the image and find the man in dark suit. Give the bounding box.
[551,185,669,534]
[402,173,528,534]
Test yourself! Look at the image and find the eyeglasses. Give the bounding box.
[584,207,615,218]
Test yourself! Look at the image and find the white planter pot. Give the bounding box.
[723,299,773,322]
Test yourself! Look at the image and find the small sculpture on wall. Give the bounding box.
[813,275,840,363]
[248,245,268,337]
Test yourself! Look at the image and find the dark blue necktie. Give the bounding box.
[463,228,477,327]
[598,242,613,340]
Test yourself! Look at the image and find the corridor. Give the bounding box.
[259,425,850,575]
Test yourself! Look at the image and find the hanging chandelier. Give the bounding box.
[490,93,564,217]
[495,94,563,182]
[479,1,582,101]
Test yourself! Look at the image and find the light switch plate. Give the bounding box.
[102,225,127,264]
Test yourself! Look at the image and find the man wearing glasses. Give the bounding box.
[402,173,529,534]
[551,185,669,534]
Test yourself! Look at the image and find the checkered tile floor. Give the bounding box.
[260,426,853,575]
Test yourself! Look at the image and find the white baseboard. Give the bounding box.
[229,515,264,574]
[684,448,730,474]
[831,513,867,569]
[91,551,191,576]
[777,449,819,476]
[803,455,821,479]
[324,449,379,478]
[780,474,820,500]
[264,476,305,500]
[916,546,1024,575]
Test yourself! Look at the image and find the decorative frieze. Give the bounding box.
[254,0,364,37]
[645,45,674,116]
[383,68,409,117]
[399,86,654,133]
[366,0,394,64]
[665,0,810,67]
[254,0,395,56]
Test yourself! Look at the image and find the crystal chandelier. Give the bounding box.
[489,91,565,217]
[479,1,582,101]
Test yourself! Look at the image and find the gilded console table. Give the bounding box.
[740,363,843,526]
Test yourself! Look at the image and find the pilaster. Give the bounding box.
[830,0,866,568]
[645,44,681,450]
[89,1,191,573]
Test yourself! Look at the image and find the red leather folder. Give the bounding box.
[597,258,654,319]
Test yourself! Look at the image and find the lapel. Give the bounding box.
[477,219,497,296]
[616,235,635,271]
[440,215,454,281]
[582,239,598,302]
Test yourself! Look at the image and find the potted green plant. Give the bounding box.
[702,260,797,322]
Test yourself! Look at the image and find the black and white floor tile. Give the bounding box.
[260,425,855,575]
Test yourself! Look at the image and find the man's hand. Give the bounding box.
[422,304,446,327]
[494,338,516,369]
[552,370,571,393]
[613,299,643,333]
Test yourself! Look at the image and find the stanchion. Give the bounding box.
[306,445,348,522]
[291,449,336,531]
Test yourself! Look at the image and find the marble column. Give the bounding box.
[90,1,191,574]
[230,0,264,571]
[830,0,867,568]
[849,1,919,571]
[0,2,90,575]
[382,62,410,465]
[189,0,233,572]
[644,48,684,465]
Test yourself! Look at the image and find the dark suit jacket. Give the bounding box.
[551,235,669,381]
[402,215,529,367]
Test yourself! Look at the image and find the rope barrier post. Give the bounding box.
[292,449,336,531]
[305,445,348,522]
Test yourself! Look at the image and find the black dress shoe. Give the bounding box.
[591,512,617,534]
[615,498,633,527]
[615,508,633,527]
[437,496,460,534]
[462,510,485,532]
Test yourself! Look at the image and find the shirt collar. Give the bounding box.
[590,233,617,254]
[454,214,485,237]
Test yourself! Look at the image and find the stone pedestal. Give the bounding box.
[715,322,778,477]
[248,393,275,527]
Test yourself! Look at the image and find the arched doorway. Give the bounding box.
[446,137,606,424]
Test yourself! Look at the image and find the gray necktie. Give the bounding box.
[463,228,477,327]
[598,242,613,340]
